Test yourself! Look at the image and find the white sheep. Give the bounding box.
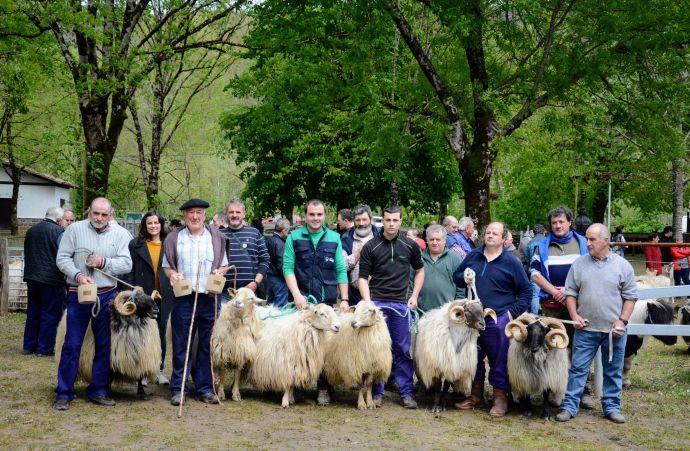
[323,300,392,409]
[505,314,569,419]
[210,287,266,401]
[414,299,496,413]
[55,290,162,399]
[249,303,341,408]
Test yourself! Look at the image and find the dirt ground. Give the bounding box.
[1,312,688,449]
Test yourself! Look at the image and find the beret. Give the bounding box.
[179,198,210,211]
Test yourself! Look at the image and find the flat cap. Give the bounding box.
[179,198,210,211]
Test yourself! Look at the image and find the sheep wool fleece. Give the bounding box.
[55,288,118,400]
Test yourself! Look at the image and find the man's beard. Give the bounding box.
[355,225,372,237]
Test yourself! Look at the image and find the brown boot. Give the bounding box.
[456,381,484,410]
[489,388,508,417]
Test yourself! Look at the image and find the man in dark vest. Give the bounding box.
[282,199,348,405]
[22,207,66,356]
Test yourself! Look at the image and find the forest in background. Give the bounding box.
[1,1,688,233]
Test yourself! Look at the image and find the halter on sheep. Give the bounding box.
[505,314,569,419]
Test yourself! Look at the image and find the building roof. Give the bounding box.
[2,161,78,189]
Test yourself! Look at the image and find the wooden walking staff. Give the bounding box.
[178,261,203,418]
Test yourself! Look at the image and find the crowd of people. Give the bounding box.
[23,198,653,424]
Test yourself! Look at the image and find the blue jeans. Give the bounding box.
[266,274,290,308]
[530,282,541,315]
[372,301,414,398]
[562,329,627,416]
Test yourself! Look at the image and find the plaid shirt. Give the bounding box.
[162,227,227,293]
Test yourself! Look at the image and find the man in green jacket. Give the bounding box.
[414,224,464,312]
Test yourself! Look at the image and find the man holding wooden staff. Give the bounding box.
[162,198,229,406]
[53,197,132,410]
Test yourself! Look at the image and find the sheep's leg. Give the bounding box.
[357,387,367,410]
[216,366,226,401]
[281,389,291,408]
[137,379,149,400]
[520,395,532,417]
[231,367,244,402]
[542,390,551,420]
[438,380,451,412]
[289,387,295,405]
[622,355,634,389]
[363,374,374,409]
[431,379,443,414]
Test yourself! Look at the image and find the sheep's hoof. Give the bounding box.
[522,410,533,417]
[281,401,290,408]
[543,414,551,421]
[623,380,632,389]
[431,405,442,414]
[232,393,241,402]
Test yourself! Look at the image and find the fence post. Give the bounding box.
[0,237,8,314]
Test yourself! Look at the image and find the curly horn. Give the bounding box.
[113,291,137,316]
[483,308,497,323]
[540,316,567,331]
[505,314,531,342]
[545,329,569,349]
[150,290,162,301]
[448,301,466,323]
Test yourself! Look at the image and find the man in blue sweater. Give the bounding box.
[453,221,532,417]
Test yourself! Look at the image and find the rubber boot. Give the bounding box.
[489,388,508,417]
[456,381,484,410]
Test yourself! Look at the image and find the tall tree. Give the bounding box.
[14,0,247,209]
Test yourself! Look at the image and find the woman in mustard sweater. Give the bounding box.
[127,211,173,384]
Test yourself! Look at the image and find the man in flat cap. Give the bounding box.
[162,198,229,405]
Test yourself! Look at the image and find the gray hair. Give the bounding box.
[426,224,445,237]
[45,207,64,221]
[353,204,372,219]
[225,198,245,211]
[442,216,457,227]
[458,217,473,231]
[275,218,291,232]
[588,223,611,239]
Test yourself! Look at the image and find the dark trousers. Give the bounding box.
[23,281,65,355]
[170,292,219,396]
[474,312,511,390]
[55,289,117,400]
[266,274,290,308]
[348,283,362,305]
[674,268,690,286]
[157,296,172,371]
[372,301,414,398]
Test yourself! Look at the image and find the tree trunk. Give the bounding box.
[672,161,684,241]
[590,185,609,224]
[5,123,20,236]
[438,202,447,222]
[459,138,493,228]
[390,178,399,206]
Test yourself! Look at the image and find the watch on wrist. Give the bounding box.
[619,318,628,325]
[341,299,349,303]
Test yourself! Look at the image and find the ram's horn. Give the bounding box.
[540,317,567,332]
[483,308,497,323]
[113,291,137,316]
[545,329,569,349]
[448,301,466,323]
[150,290,162,301]
[505,320,527,342]
[251,296,268,305]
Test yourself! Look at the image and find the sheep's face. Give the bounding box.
[132,291,159,319]
[351,300,382,329]
[306,304,340,332]
[525,320,549,354]
[447,300,496,332]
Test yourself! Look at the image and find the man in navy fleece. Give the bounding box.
[453,221,531,417]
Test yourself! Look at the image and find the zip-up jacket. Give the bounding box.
[358,232,423,302]
[283,225,347,304]
[453,246,532,318]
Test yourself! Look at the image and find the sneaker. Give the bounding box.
[316,389,331,406]
[555,410,573,422]
[171,393,184,406]
[402,396,418,409]
[88,395,116,407]
[580,393,595,410]
[373,395,383,408]
[53,398,70,411]
[198,392,219,404]
[155,371,170,385]
[606,412,626,424]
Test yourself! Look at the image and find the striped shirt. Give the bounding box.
[162,227,227,294]
[221,226,270,288]
[56,219,133,288]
